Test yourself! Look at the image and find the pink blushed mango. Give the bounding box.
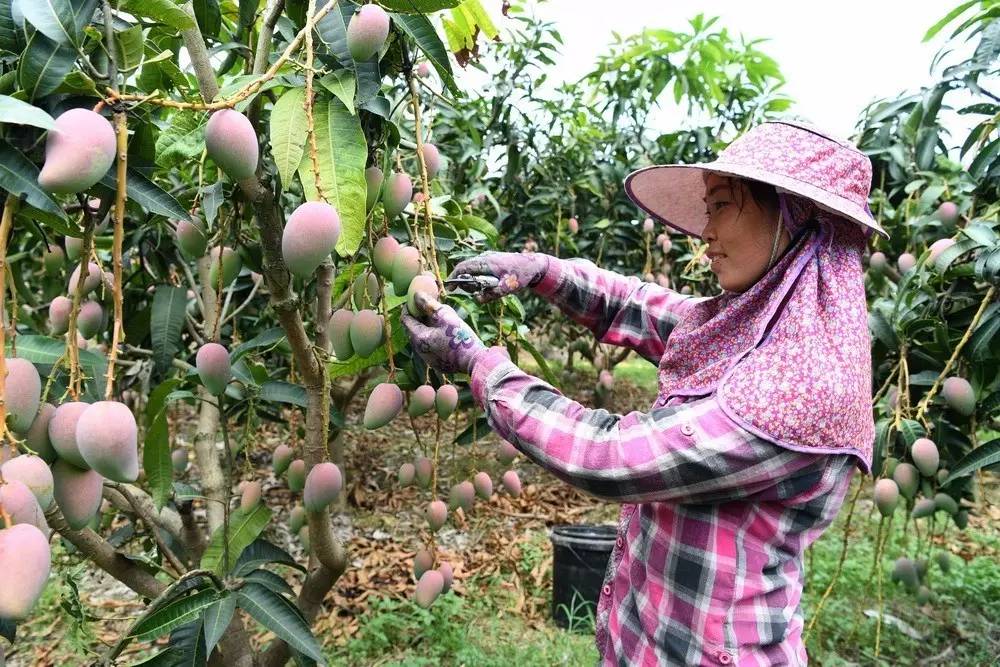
[407,384,436,418]
[196,342,231,396]
[76,401,139,483]
[176,220,208,258]
[328,309,355,360]
[240,480,262,511]
[363,383,402,430]
[365,166,384,212]
[0,478,46,530]
[49,296,72,335]
[48,401,91,469]
[349,309,384,358]
[205,109,259,180]
[415,569,443,608]
[24,403,57,463]
[209,246,242,286]
[383,172,413,219]
[282,201,341,278]
[38,108,116,195]
[77,300,103,339]
[303,462,343,511]
[287,459,306,492]
[941,377,975,416]
[421,143,441,179]
[390,245,420,295]
[68,262,102,297]
[346,4,390,61]
[372,235,399,278]
[0,523,51,620]
[4,358,41,434]
[52,459,104,530]
[435,385,458,420]
[1,454,54,509]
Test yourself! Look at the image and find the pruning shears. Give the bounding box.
[442,273,500,296]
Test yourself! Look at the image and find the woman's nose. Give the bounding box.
[702,217,717,244]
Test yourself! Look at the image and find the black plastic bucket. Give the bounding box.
[549,524,616,632]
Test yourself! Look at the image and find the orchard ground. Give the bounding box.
[7,352,998,666]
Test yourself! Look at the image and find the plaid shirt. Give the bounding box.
[469,257,856,666]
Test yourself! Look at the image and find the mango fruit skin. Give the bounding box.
[936,201,958,224]
[205,109,259,180]
[68,262,102,297]
[390,245,420,296]
[209,246,242,286]
[382,172,413,219]
[363,383,402,430]
[413,549,434,579]
[282,201,341,278]
[448,481,474,512]
[43,244,64,275]
[407,384,436,418]
[497,441,518,465]
[421,143,441,179]
[928,237,955,264]
[873,478,899,517]
[287,459,306,492]
[365,166,383,212]
[397,462,415,486]
[76,401,139,483]
[289,506,307,533]
[349,309,384,358]
[372,236,399,278]
[52,459,104,530]
[77,300,103,339]
[346,4,390,61]
[49,296,72,335]
[501,470,522,497]
[415,569,443,608]
[941,376,975,416]
[0,478,47,530]
[240,480,263,511]
[171,449,189,474]
[196,342,232,396]
[435,384,458,420]
[406,273,439,317]
[897,252,916,273]
[37,108,116,195]
[1,454,55,509]
[910,438,939,477]
[425,500,448,532]
[0,523,52,621]
[892,462,919,499]
[303,462,343,511]
[473,472,493,499]
[176,220,208,258]
[912,498,936,519]
[48,401,91,469]
[328,309,355,360]
[414,456,433,489]
[5,357,41,434]
[65,236,84,262]
[272,444,294,476]
[438,562,454,593]
[24,402,58,463]
[933,492,958,515]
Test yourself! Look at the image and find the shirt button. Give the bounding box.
[602,584,612,596]
[616,536,624,548]
[680,423,695,436]
[717,651,733,664]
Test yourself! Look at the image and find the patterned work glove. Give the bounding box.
[400,292,489,374]
[447,251,551,303]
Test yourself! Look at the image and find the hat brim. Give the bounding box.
[624,162,889,240]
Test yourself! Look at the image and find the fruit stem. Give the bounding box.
[0,194,17,441]
[406,70,444,293]
[105,108,128,399]
[66,211,97,400]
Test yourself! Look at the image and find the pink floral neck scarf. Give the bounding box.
[659,192,874,471]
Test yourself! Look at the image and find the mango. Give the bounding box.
[897,252,916,273]
[176,220,208,258]
[421,143,441,179]
[287,459,306,492]
[927,238,955,264]
[365,166,383,212]
[52,459,103,530]
[363,382,401,430]
[425,500,447,532]
[77,300,103,339]
[289,505,307,533]
[915,585,931,604]
[350,309,384,358]
[936,468,949,484]
[912,498,936,519]
[328,309,355,360]
[415,569,443,608]
[49,296,72,335]
[933,492,958,515]
[567,217,579,233]
[438,562,454,593]
[65,236,84,262]
[205,109,258,180]
[910,438,939,477]
[413,549,434,579]
[501,470,522,497]
[196,342,232,396]
[435,384,458,420]
[298,524,310,550]
[448,481,474,512]
[48,402,90,468]
[43,244,64,275]
[414,457,433,489]
[23,403,57,462]
[868,251,887,272]
[954,510,968,529]
[282,201,341,278]
[68,262,102,297]
[891,557,918,591]
[397,462,415,486]
[209,246,242,286]
[407,384,436,418]
[473,471,492,499]
[892,462,919,499]
[935,551,951,574]
[497,441,518,465]
[390,245,420,295]
[272,444,294,476]
[352,271,380,309]
[599,370,614,390]
[76,401,139,483]
[941,376,975,416]
[383,172,413,219]
[303,462,343,511]
[915,558,928,581]
[1,454,54,509]
[346,4,390,61]
[883,456,899,477]
[0,478,46,530]
[642,218,654,233]
[37,108,116,194]
[936,201,958,224]
[5,358,41,434]
[372,236,400,278]
[0,523,51,620]
[240,480,262,511]
[416,61,431,78]
[873,478,899,517]
[171,449,188,474]
[406,273,439,317]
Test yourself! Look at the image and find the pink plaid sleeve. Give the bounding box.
[469,347,833,504]
[531,257,700,364]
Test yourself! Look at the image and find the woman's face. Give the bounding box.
[701,173,789,293]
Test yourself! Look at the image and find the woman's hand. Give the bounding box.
[400,292,488,374]
[448,251,550,303]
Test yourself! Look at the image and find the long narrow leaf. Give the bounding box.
[201,503,273,575]
[943,439,1000,483]
[237,583,326,663]
[129,589,221,642]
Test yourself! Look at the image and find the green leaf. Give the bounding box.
[99,169,190,220]
[114,24,145,71]
[897,419,925,448]
[129,590,220,642]
[0,95,55,129]
[922,1,977,41]
[449,214,497,243]
[18,31,77,100]
[242,569,294,596]
[942,438,1000,483]
[201,594,237,656]
[269,88,308,188]
[258,380,308,408]
[318,70,356,116]
[0,142,69,221]
[155,112,206,169]
[517,335,558,386]
[391,12,459,95]
[296,94,367,257]
[201,503,272,575]
[969,136,1000,179]
[380,0,460,11]
[872,418,892,477]
[192,0,221,38]
[236,583,326,664]
[970,310,1000,361]
[12,335,106,381]
[230,327,286,363]
[20,0,97,45]
[234,539,305,576]
[151,286,187,375]
[0,0,21,54]
[144,378,181,509]
[121,0,196,30]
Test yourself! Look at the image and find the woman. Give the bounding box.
[402,120,886,666]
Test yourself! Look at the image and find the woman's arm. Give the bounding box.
[471,346,844,504]
[531,257,700,364]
